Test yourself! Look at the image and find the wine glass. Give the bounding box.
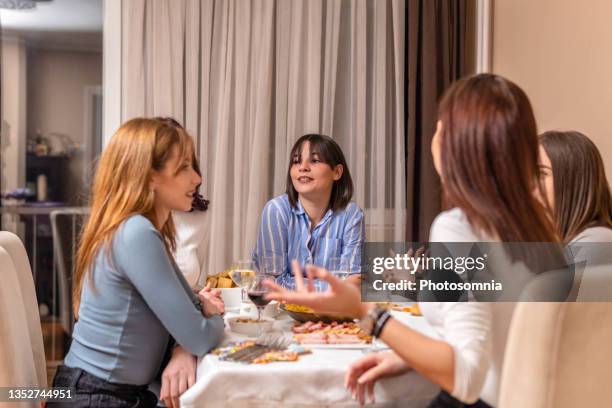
[229,260,256,301]
[246,274,272,321]
[329,257,350,280]
[261,255,287,277]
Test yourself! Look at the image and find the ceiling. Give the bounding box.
[1,0,102,51]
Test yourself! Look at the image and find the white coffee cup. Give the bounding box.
[219,288,242,312]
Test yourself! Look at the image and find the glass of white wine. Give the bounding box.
[229,260,256,301]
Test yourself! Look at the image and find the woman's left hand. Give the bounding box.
[345,351,410,405]
[197,285,225,317]
[160,346,196,408]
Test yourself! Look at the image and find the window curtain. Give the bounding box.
[121,0,405,276]
[405,0,470,241]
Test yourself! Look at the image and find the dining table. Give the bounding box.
[180,304,440,408]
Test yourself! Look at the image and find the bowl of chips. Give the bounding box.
[205,267,237,289]
[280,303,354,323]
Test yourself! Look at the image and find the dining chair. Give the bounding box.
[0,231,47,389]
[50,208,89,335]
[498,295,612,408]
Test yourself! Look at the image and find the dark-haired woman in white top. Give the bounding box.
[265,74,561,407]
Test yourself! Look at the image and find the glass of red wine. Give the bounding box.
[246,274,272,321]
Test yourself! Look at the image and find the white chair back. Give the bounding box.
[0,231,47,389]
[499,299,612,408]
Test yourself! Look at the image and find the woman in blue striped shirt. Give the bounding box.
[252,134,365,290]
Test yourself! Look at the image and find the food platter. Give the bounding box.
[289,320,375,349]
[280,303,354,323]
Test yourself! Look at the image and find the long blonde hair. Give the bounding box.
[73,117,195,316]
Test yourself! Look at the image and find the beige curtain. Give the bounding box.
[122,0,405,276]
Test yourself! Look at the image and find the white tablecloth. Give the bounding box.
[180,309,439,408]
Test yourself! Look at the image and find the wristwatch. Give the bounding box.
[357,305,385,336]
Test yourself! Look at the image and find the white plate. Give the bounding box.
[299,339,389,350]
[299,343,374,349]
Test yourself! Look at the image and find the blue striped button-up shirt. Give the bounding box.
[252,194,364,291]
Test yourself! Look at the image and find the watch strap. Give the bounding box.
[372,310,392,338]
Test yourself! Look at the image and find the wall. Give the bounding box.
[1,39,27,191]
[1,39,27,230]
[492,0,612,176]
[27,48,102,204]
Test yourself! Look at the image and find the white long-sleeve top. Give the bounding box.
[173,210,209,288]
[424,208,515,406]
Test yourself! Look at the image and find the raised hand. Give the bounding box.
[382,246,427,284]
[263,260,369,319]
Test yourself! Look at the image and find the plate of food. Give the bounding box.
[205,270,233,289]
[290,320,373,348]
[389,303,422,316]
[227,317,274,337]
[280,303,354,323]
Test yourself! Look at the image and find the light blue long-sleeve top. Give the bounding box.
[64,215,224,385]
[252,194,364,291]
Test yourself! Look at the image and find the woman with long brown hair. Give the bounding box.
[265,74,559,407]
[48,118,224,408]
[539,130,612,243]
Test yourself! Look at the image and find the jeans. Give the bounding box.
[427,391,494,408]
[46,365,158,408]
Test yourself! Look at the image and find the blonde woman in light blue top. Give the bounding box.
[49,118,224,408]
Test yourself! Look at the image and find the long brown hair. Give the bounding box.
[73,118,195,315]
[540,130,612,242]
[438,74,558,242]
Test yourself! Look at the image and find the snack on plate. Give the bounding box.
[212,341,310,365]
[252,351,299,364]
[291,321,372,345]
[206,276,218,288]
[227,316,274,336]
[391,303,422,316]
[284,303,314,314]
[375,302,403,309]
[217,276,234,288]
[234,318,263,324]
[211,341,255,357]
[206,267,237,289]
[405,303,422,316]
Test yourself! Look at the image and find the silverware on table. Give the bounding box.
[221,331,294,364]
